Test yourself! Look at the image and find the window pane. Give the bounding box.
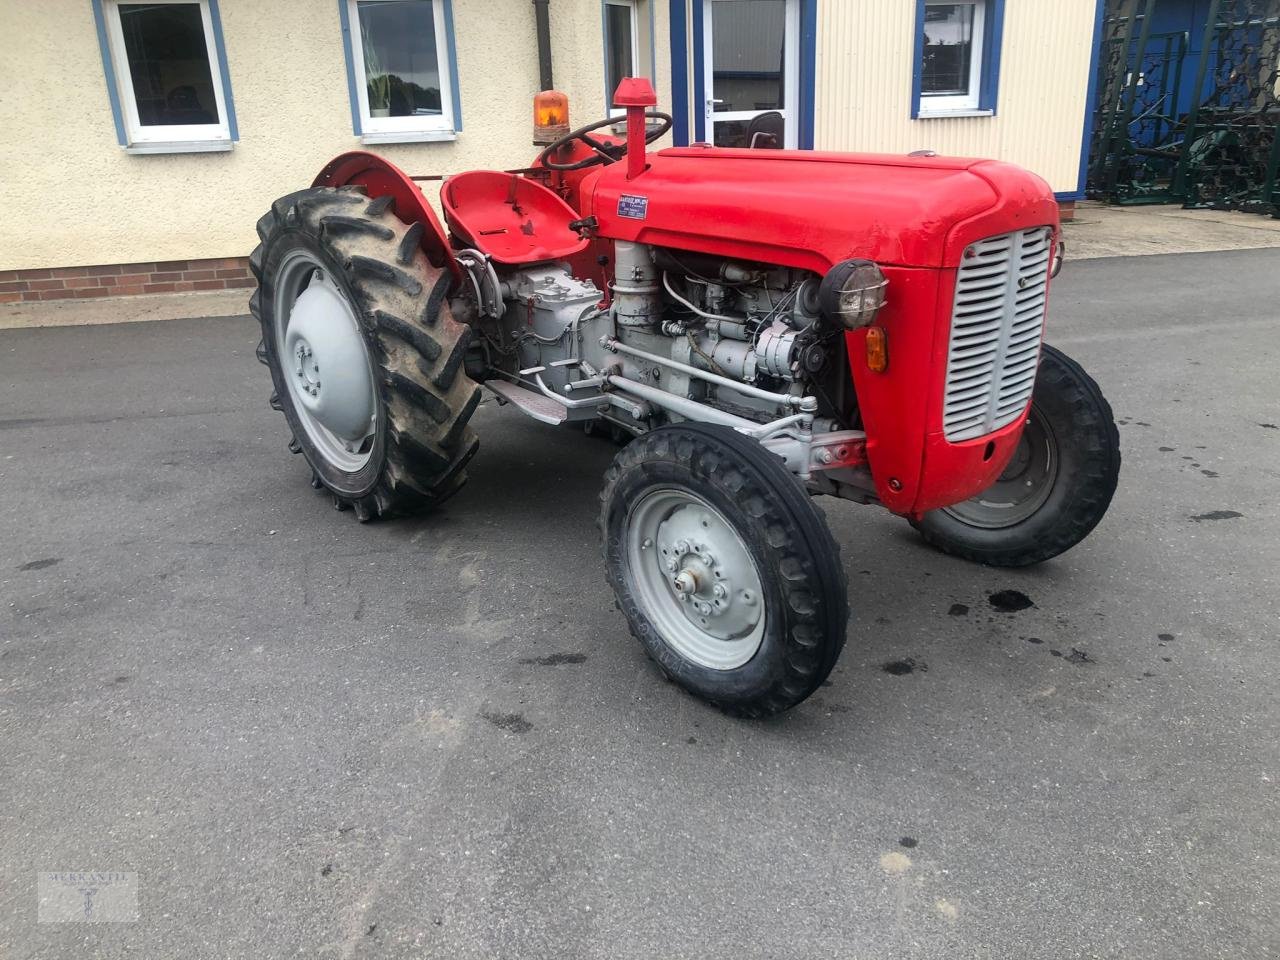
[711,0,785,112]
[605,3,634,98]
[118,3,218,126]
[357,0,441,118]
[921,3,975,96]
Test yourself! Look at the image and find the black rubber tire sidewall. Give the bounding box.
[602,424,848,717]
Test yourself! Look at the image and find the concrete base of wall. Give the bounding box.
[0,289,250,330]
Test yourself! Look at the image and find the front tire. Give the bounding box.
[600,423,849,717]
[250,187,480,519]
[912,343,1120,566]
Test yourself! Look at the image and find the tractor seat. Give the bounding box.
[441,170,588,265]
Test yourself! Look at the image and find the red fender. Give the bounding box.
[312,152,462,287]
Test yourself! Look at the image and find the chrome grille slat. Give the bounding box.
[942,226,1053,442]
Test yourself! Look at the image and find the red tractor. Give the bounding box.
[251,80,1120,717]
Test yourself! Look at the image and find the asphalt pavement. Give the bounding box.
[1,248,1278,959]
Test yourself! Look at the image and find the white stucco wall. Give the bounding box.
[0,0,672,271]
[814,0,1097,194]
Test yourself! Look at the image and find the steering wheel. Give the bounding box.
[538,112,673,171]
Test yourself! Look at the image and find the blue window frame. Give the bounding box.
[668,0,816,149]
[92,0,238,153]
[338,0,463,142]
[912,0,1005,118]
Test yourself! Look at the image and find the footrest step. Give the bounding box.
[485,380,569,425]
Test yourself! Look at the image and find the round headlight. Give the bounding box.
[819,259,888,330]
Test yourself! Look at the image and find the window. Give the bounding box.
[96,0,235,152]
[604,0,639,112]
[913,0,1004,118]
[603,0,654,113]
[343,0,458,142]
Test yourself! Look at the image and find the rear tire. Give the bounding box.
[600,423,849,717]
[250,187,480,519]
[912,343,1120,566]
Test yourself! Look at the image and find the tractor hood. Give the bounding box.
[589,147,1059,271]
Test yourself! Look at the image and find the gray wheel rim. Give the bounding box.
[272,250,377,473]
[624,487,766,671]
[943,404,1058,529]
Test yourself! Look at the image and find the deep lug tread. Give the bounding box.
[249,244,265,281]
[347,256,424,296]
[397,221,424,265]
[254,335,268,365]
[320,215,394,241]
[384,370,452,423]
[373,309,442,361]
[252,185,480,520]
[389,427,451,473]
[418,272,451,328]
[439,386,482,450]
[428,325,473,391]
[268,390,282,411]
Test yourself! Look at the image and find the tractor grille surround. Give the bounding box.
[942,226,1053,442]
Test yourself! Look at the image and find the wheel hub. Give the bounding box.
[293,340,320,397]
[942,404,1059,529]
[626,489,766,670]
[273,252,378,472]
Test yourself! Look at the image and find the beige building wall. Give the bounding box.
[814,0,1095,194]
[0,0,672,272]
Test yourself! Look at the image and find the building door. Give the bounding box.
[702,0,800,148]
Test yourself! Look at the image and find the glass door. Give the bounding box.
[702,0,799,148]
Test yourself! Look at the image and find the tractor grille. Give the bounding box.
[942,226,1053,442]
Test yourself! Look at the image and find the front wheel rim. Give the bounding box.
[942,404,1059,529]
[272,250,378,473]
[624,488,766,671]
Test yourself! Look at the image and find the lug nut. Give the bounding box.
[712,584,727,599]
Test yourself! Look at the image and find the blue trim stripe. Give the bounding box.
[91,0,127,145]
[910,0,928,119]
[338,0,363,135]
[799,0,816,148]
[442,0,462,130]
[669,0,690,144]
[1054,191,1083,201]
[1076,0,1107,197]
[207,0,238,140]
[691,0,705,142]
[978,0,1005,114]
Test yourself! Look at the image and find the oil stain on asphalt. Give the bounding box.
[17,558,60,571]
[1189,510,1243,521]
[989,590,1034,612]
[519,652,588,666]
[882,658,925,676]
[480,711,533,734]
